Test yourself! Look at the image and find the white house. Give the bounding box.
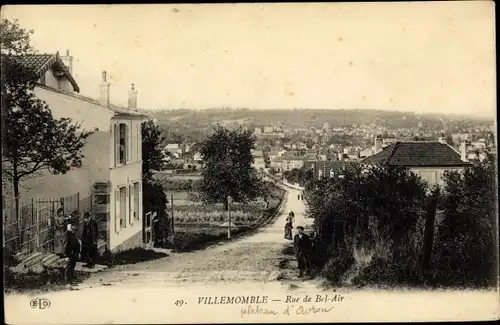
[362,137,471,187]
[18,51,149,252]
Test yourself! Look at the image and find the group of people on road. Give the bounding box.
[284,209,320,278]
[53,208,99,282]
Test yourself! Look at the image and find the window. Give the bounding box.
[114,123,128,166]
[39,72,46,85]
[133,182,140,220]
[119,187,127,229]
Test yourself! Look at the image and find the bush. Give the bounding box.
[432,155,497,288]
[321,247,355,284]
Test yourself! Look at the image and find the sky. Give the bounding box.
[2,2,496,118]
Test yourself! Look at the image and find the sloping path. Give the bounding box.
[78,187,315,288]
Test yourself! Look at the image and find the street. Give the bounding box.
[79,187,314,287]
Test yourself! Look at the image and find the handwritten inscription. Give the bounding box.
[240,305,279,318]
[239,294,345,318]
[241,304,336,318]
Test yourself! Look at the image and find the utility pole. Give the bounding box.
[227,196,232,239]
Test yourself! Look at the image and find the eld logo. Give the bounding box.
[30,298,51,310]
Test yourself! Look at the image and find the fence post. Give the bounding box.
[35,199,40,251]
[170,193,175,244]
[422,187,440,271]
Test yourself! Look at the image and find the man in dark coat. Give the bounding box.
[310,231,326,276]
[64,224,81,283]
[293,226,312,278]
[81,212,99,268]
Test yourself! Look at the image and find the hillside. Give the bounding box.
[142,108,492,133]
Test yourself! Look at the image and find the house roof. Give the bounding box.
[283,151,301,157]
[18,52,80,92]
[361,141,470,167]
[283,156,306,161]
[37,84,147,118]
[17,53,147,118]
[304,160,351,171]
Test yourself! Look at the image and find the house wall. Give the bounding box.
[108,116,144,251]
[34,86,114,131]
[19,131,111,207]
[31,85,146,252]
[410,166,465,187]
[253,157,266,169]
[40,69,74,94]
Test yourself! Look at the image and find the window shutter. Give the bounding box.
[114,124,120,166]
[131,123,136,163]
[129,185,134,225]
[115,189,120,233]
[126,124,130,163]
[138,123,142,161]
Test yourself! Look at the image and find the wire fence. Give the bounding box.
[2,192,92,255]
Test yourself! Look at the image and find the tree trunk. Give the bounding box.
[13,176,21,250]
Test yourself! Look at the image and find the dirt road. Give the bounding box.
[79,187,315,288]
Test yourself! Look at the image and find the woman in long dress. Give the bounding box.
[54,208,69,256]
[284,211,294,240]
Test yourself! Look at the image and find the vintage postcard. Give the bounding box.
[2,2,499,324]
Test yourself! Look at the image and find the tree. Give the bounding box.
[263,152,271,168]
[435,153,497,286]
[141,119,170,246]
[141,119,166,183]
[307,163,428,253]
[198,125,262,210]
[1,19,93,227]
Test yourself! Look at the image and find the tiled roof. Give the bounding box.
[361,141,470,167]
[19,54,54,72]
[283,156,306,161]
[17,53,80,92]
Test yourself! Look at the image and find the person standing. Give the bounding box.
[288,211,295,224]
[81,212,98,268]
[284,215,293,240]
[64,223,80,283]
[54,208,70,256]
[294,226,312,278]
[310,231,324,276]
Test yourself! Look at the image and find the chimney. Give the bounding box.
[374,134,383,153]
[438,132,447,144]
[338,151,344,162]
[128,83,138,111]
[60,49,73,74]
[100,71,110,108]
[460,141,469,162]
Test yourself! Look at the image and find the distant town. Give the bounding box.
[158,112,495,186]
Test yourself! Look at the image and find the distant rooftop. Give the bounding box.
[361,141,470,167]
